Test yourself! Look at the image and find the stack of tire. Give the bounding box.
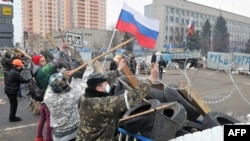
[119,84,240,140]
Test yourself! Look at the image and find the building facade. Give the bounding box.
[145,0,250,52]
[0,4,13,48]
[22,0,106,37]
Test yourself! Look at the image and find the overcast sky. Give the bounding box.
[1,0,249,43]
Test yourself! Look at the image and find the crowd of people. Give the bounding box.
[1,43,160,141]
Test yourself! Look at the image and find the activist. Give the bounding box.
[129,56,137,75]
[158,56,166,80]
[4,59,31,122]
[33,43,68,141]
[76,59,159,140]
[109,59,118,71]
[44,63,94,141]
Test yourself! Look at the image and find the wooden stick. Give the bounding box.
[58,29,66,43]
[45,33,58,49]
[59,29,73,69]
[119,102,177,122]
[68,37,134,76]
[16,48,31,59]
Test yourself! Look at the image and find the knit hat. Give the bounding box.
[87,73,107,86]
[32,55,43,65]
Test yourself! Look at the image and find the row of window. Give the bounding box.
[167,6,215,19]
[166,6,250,31]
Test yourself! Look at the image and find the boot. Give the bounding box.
[9,117,22,122]
[35,137,44,141]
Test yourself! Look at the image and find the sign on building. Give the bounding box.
[66,32,82,47]
[2,6,12,16]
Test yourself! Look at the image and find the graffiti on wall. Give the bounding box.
[207,52,250,71]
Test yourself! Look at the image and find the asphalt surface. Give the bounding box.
[0,67,250,141]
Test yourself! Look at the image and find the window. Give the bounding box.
[170,7,174,13]
[181,10,185,15]
[176,17,179,23]
[170,16,174,22]
[181,18,184,24]
[175,27,179,32]
[181,28,184,33]
[170,26,174,32]
[176,9,179,14]
[170,36,173,41]
[191,12,194,16]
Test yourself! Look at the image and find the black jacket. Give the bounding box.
[109,60,118,70]
[2,52,13,71]
[158,59,166,68]
[4,68,31,95]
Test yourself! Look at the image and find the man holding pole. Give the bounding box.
[76,59,159,140]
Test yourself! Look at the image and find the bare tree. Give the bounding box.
[27,33,44,52]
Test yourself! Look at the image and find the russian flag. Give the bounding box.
[116,3,160,49]
[188,18,195,37]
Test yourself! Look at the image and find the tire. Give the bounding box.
[119,99,160,134]
[175,128,190,137]
[182,120,204,133]
[150,102,187,141]
[202,111,240,129]
[154,102,187,131]
[145,88,167,102]
[164,83,200,121]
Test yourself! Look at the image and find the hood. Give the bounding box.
[32,64,41,76]
[4,52,12,58]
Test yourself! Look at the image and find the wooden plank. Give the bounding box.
[121,65,138,88]
[119,102,177,122]
[178,81,211,116]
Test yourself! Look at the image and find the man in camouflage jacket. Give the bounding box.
[76,59,159,141]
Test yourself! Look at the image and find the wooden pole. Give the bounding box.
[45,33,57,49]
[58,29,73,69]
[119,102,177,122]
[68,37,134,76]
[16,48,31,59]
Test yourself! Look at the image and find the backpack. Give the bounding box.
[28,78,44,101]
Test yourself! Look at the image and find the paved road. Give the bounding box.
[0,67,250,141]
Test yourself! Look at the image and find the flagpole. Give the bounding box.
[101,28,117,70]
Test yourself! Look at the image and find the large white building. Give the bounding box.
[145,0,250,52]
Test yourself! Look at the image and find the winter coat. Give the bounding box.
[44,78,85,139]
[2,52,13,71]
[76,70,152,141]
[109,60,118,71]
[158,59,166,68]
[32,52,63,94]
[4,68,31,95]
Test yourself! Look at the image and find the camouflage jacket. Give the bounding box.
[76,70,152,141]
